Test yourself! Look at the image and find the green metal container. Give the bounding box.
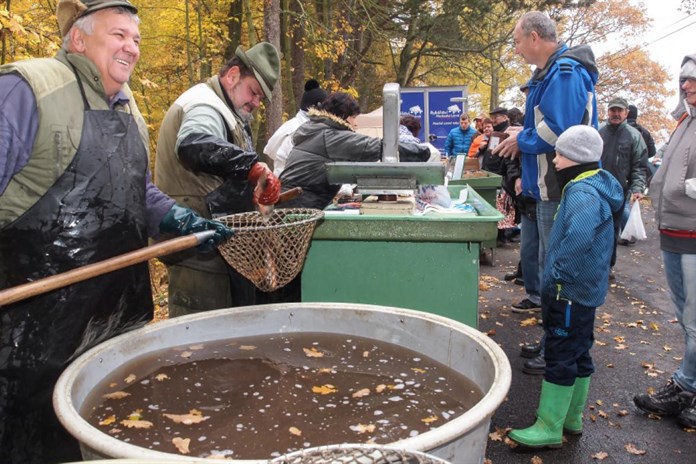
[449,171,503,250]
[301,187,503,328]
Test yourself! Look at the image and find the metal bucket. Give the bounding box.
[54,303,511,464]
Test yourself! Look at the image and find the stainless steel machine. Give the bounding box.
[326,83,446,197]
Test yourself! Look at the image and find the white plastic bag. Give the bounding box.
[620,200,647,241]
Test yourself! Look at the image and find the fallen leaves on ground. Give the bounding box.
[531,456,543,464]
[520,317,538,327]
[625,443,646,455]
[592,451,609,460]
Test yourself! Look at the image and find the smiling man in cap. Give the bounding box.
[0,1,236,462]
[155,42,282,317]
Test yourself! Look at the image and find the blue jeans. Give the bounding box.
[535,200,560,357]
[520,213,540,304]
[663,250,696,392]
[536,200,560,270]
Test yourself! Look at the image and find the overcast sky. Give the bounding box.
[636,0,696,109]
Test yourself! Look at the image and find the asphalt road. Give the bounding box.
[479,198,696,464]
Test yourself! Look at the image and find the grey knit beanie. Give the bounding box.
[555,125,603,163]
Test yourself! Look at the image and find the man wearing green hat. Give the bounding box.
[599,96,646,264]
[0,1,234,462]
[155,42,282,317]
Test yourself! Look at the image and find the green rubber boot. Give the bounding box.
[563,376,591,435]
[508,380,574,448]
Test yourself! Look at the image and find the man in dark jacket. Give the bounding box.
[627,104,656,184]
[599,97,646,251]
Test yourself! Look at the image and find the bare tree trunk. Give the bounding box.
[184,0,194,87]
[225,0,243,59]
[263,0,283,165]
[289,0,305,111]
[1,0,10,65]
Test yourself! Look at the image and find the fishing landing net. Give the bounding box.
[271,443,451,464]
[217,208,324,292]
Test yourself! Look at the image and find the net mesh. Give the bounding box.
[271,444,451,464]
[216,208,324,292]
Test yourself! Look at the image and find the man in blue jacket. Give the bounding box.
[494,11,599,374]
[444,113,478,157]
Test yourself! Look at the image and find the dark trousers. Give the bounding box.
[542,291,596,386]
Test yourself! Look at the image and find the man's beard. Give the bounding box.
[234,105,253,122]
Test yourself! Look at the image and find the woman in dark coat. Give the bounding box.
[279,92,429,209]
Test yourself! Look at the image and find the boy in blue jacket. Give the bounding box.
[508,125,624,448]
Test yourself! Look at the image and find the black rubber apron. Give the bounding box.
[0,70,153,464]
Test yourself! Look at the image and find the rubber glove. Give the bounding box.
[159,205,233,252]
[248,162,281,206]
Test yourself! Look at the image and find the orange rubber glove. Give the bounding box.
[248,162,281,206]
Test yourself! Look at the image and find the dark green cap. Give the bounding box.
[235,43,280,101]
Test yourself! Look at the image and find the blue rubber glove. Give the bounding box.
[159,205,233,252]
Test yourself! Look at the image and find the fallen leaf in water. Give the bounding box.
[592,451,608,460]
[155,373,170,382]
[349,423,376,434]
[352,388,370,398]
[421,415,438,424]
[99,415,116,426]
[520,317,538,327]
[120,419,153,429]
[239,345,256,350]
[163,410,210,425]
[289,426,302,436]
[108,428,122,434]
[188,344,204,350]
[376,384,387,393]
[172,437,191,454]
[109,382,118,388]
[411,367,426,374]
[624,443,646,455]
[317,368,334,374]
[127,409,144,421]
[124,374,136,384]
[363,351,370,358]
[102,391,131,400]
[312,384,338,395]
[180,351,193,359]
[303,347,324,358]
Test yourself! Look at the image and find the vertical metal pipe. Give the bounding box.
[382,83,400,163]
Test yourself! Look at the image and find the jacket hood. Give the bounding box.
[570,169,624,214]
[560,44,599,82]
[306,107,355,131]
[533,43,598,84]
[627,104,638,121]
[671,54,696,120]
